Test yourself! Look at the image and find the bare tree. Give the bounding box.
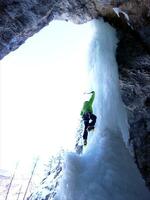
[16,185,22,200]
[22,157,39,200]
[5,162,19,200]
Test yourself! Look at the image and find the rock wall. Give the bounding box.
[0,0,150,59]
[117,29,150,188]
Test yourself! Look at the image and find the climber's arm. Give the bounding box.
[88,91,95,106]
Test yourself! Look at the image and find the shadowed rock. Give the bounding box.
[0,0,150,59]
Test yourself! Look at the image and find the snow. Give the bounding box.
[113,7,129,21]
[113,7,132,28]
[55,19,150,200]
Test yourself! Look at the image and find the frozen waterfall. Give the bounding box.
[55,19,150,200]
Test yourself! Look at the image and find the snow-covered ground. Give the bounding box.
[55,19,150,200]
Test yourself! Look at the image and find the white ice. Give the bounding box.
[55,19,150,200]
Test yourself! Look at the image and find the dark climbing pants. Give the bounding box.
[82,112,97,140]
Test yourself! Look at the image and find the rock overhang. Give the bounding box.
[0,0,150,59]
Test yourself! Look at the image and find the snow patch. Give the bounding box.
[113,7,129,21]
[113,7,133,28]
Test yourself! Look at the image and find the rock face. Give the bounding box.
[0,0,150,59]
[0,0,150,191]
[117,29,150,188]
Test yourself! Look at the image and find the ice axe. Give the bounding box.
[83,91,94,95]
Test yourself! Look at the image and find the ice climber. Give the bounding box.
[80,91,97,145]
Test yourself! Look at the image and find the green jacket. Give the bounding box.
[80,91,95,116]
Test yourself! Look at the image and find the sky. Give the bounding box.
[0,20,93,170]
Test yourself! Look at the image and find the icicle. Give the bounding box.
[113,7,133,28]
